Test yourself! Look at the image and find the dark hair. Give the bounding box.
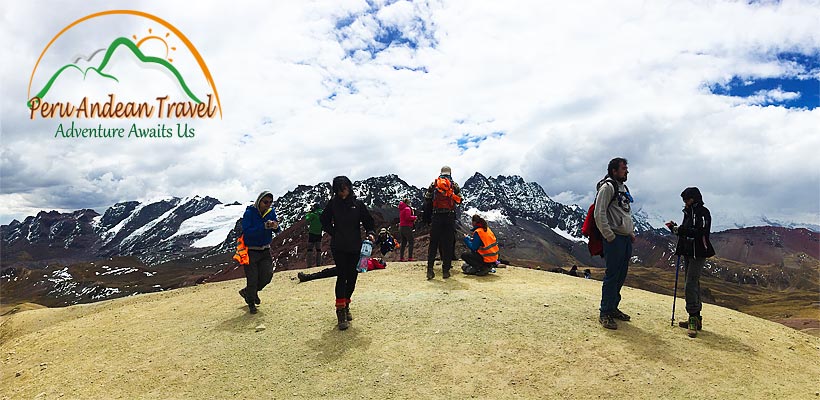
[680,187,703,203]
[471,214,488,230]
[607,157,628,177]
[331,176,354,197]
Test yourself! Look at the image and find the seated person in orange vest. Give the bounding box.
[460,214,499,276]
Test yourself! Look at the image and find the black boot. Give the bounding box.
[336,309,349,330]
[345,305,353,321]
[297,272,311,283]
[442,268,451,279]
[427,266,435,280]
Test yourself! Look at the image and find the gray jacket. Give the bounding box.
[593,178,634,242]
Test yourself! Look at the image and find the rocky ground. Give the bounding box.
[2,262,819,399]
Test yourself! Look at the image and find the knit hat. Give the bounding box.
[379,227,388,234]
[440,165,452,175]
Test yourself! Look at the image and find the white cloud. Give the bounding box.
[1,0,819,230]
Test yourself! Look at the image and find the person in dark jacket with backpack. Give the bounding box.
[239,191,282,314]
[423,166,461,280]
[666,187,715,338]
[320,176,375,330]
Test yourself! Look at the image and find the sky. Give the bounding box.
[1,0,819,230]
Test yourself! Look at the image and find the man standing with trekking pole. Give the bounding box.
[594,157,635,330]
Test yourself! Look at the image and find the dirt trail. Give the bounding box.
[2,262,819,399]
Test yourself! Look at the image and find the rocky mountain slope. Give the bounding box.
[2,263,818,399]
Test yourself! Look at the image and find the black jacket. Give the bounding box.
[320,195,375,254]
[674,201,716,258]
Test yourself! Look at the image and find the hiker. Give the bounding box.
[461,214,499,276]
[667,187,715,338]
[594,157,635,330]
[423,165,462,279]
[239,191,281,314]
[568,265,579,277]
[320,176,375,330]
[375,228,396,258]
[305,204,323,267]
[583,269,592,279]
[297,266,337,283]
[398,199,417,261]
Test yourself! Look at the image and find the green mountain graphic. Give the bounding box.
[29,37,203,106]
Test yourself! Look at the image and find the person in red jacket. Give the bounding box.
[398,199,417,261]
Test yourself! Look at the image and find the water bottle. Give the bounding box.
[357,239,373,273]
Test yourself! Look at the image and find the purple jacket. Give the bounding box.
[399,201,417,227]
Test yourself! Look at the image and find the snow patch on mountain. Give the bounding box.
[553,227,586,242]
[464,207,511,224]
[172,203,246,248]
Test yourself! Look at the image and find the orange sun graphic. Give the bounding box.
[132,28,177,62]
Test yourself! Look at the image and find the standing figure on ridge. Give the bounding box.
[667,187,715,338]
[239,191,281,314]
[304,204,323,267]
[423,166,462,280]
[594,157,635,330]
[320,176,375,330]
[398,198,417,261]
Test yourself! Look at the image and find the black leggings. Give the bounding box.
[332,250,359,301]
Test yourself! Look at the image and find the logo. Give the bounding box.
[28,10,222,139]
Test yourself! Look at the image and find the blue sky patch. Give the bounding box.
[455,131,506,152]
[708,52,819,109]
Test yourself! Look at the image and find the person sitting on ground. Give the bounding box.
[583,269,592,279]
[461,214,499,276]
[375,228,396,258]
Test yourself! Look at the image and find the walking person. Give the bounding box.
[461,214,499,276]
[239,191,281,314]
[304,204,323,267]
[320,176,375,330]
[667,187,715,338]
[594,157,635,330]
[398,199,417,261]
[423,166,462,280]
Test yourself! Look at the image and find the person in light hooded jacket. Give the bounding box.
[239,191,281,314]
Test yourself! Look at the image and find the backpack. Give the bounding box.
[581,179,624,257]
[232,235,250,265]
[432,177,462,210]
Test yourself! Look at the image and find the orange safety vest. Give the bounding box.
[233,235,249,265]
[475,227,499,263]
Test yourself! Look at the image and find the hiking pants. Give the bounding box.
[600,234,632,316]
[683,256,705,316]
[306,267,338,281]
[399,226,414,259]
[461,251,492,275]
[332,250,359,302]
[428,212,456,270]
[306,233,322,266]
[244,249,274,305]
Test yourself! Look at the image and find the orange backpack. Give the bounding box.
[233,235,250,265]
[432,177,462,210]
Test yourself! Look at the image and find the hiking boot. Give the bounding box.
[254,294,261,305]
[399,257,406,262]
[679,315,702,330]
[687,315,699,338]
[599,314,617,330]
[239,288,247,301]
[336,309,349,330]
[344,305,353,321]
[297,272,309,283]
[248,304,258,314]
[427,267,435,280]
[443,268,451,279]
[611,309,631,321]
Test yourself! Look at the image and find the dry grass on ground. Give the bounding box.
[2,263,819,399]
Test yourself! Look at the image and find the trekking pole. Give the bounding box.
[670,255,681,326]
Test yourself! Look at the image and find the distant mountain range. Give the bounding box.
[2,173,817,309]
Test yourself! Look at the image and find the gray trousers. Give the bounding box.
[683,256,705,316]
